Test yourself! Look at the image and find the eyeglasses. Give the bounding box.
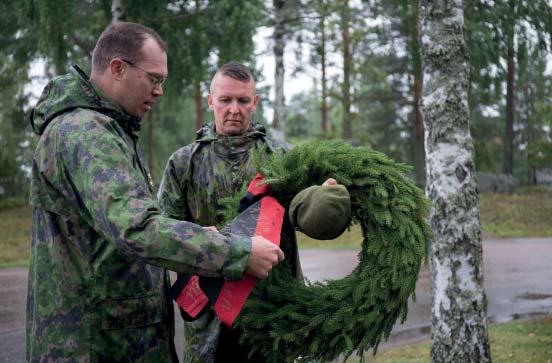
[121,59,167,87]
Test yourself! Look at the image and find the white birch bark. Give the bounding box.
[419,1,491,362]
[272,0,286,143]
[111,0,125,23]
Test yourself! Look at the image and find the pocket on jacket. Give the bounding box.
[92,320,174,363]
[99,294,164,330]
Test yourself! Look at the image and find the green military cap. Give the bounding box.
[289,184,352,240]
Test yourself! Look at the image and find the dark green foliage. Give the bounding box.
[0,0,41,198]
[465,0,552,177]
[222,141,431,362]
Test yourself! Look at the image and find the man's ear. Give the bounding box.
[251,94,260,111]
[108,58,126,81]
[207,94,214,110]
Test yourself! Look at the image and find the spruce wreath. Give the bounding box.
[220,140,431,362]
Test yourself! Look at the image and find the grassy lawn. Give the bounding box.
[296,224,364,249]
[0,202,31,268]
[0,187,551,266]
[298,186,552,249]
[348,315,552,363]
[480,186,552,238]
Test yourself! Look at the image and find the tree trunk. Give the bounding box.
[411,1,425,186]
[111,0,125,23]
[194,79,203,131]
[412,75,425,185]
[341,0,352,141]
[521,64,535,185]
[419,1,491,362]
[504,2,515,175]
[272,0,286,143]
[191,0,203,132]
[319,4,329,136]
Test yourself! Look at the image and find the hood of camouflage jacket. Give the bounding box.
[30,65,141,136]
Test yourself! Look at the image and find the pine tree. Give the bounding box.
[465,0,552,176]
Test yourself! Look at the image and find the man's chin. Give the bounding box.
[123,107,146,119]
[222,121,249,135]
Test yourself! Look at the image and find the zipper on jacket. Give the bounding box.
[130,135,154,193]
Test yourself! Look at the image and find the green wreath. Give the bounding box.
[221,140,431,362]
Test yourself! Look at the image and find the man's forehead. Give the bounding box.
[210,74,256,96]
[137,38,168,72]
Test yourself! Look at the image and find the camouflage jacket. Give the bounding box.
[27,66,252,363]
[158,124,303,362]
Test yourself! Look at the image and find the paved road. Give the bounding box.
[1,238,551,362]
[300,237,552,345]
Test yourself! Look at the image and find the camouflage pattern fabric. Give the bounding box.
[158,124,303,362]
[27,66,252,363]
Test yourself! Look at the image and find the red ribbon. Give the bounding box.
[214,196,284,327]
[173,173,284,327]
[175,275,209,318]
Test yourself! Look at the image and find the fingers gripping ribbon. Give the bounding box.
[169,173,284,327]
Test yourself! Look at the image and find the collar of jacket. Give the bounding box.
[195,123,267,144]
[30,65,142,136]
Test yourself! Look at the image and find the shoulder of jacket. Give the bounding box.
[53,108,114,127]
[169,143,197,164]
[43,108,127,151]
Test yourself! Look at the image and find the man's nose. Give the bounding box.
[229,100,239,113]
[152,83,164,97]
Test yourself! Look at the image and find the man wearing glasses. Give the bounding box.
[27,22,284,362]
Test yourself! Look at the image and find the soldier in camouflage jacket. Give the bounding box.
[158,63,303,362]
[27,24,283,363]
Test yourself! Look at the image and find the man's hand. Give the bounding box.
[245,236,285,279]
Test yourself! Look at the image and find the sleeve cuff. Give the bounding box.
[221,234,252,280]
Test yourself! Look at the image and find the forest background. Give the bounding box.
[0,2,551,361]
[0,0,551,198]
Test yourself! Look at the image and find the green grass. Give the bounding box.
[347,315,552,363]
[480,187,552,238]
[0,187,551,266]
[0,198,28,210]
[297,186,552,249]
[296,224,363,249]
[0,204,31,268]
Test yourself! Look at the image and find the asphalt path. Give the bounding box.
[1,238,551,362]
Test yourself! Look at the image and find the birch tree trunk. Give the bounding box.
[111,0,125,23]
[419,1,491,362]
[272,0,286,143]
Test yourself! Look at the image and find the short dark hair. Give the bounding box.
[92,22,168,73]
[216,62,254,82]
